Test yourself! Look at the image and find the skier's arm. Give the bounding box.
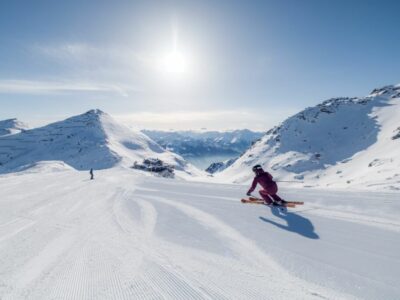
[247,178,257,195]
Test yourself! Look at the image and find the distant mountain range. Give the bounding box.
[0,110,200,177]
[219,84,400,191]
[142,129,263,169]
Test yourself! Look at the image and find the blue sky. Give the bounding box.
[0,0,399,130]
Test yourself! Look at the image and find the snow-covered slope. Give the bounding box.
[0,118,28,136]
[0,168,399,299]
[219,84,400,190]
[0,109,200,177]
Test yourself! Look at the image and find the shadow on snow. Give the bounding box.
[259,206,319,239]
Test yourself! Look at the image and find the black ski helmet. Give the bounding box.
[252,164,263,173]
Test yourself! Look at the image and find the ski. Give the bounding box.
[241,198,296,208]
[249,196,304,205]
[241,199,265,204]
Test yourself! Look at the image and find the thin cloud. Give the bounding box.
[116,110,272,131]
[36,43,88,58]
[33,42,147,68]
[31,42,161,91]
[0,79,135,96]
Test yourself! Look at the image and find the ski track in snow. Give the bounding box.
[0,169,399,299]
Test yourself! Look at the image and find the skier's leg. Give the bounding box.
[259,190,273,205]
[266,183,286,205]
[270,194,286,205]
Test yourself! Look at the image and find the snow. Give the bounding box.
[0,166,399,299]
[0,110,201,177]
[0,118,28,136]
[1,83,400,299]
[218,85,400,190]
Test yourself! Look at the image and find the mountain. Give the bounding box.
[0,109,200,176]
[0,118,28,136]
[205,157,236,174]
[142,129,263,169]
[219,84,400,190]
[141,129,263,157]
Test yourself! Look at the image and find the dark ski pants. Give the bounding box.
[259,184,284,204]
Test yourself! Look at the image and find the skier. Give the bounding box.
[246,165,286,205]
[90,168,94,180]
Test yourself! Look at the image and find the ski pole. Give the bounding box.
[275,180,304,183]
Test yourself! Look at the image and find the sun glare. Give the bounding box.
[163,51,187,74]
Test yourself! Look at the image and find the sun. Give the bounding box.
[163,50,187,74]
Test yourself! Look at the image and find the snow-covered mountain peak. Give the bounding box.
[66,109,108,125]
[219,83,400,190]
[292,84,400,125]
[0,110,201,177]
[85,108,105,115]
[0,118,19,125]
[369,84,400,98]
[290,96,373,126]
[0,118,29,136]
[78,109,108,122]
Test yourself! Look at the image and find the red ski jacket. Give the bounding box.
[247,171,276,194]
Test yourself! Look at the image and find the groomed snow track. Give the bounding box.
[0,168,399,299]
